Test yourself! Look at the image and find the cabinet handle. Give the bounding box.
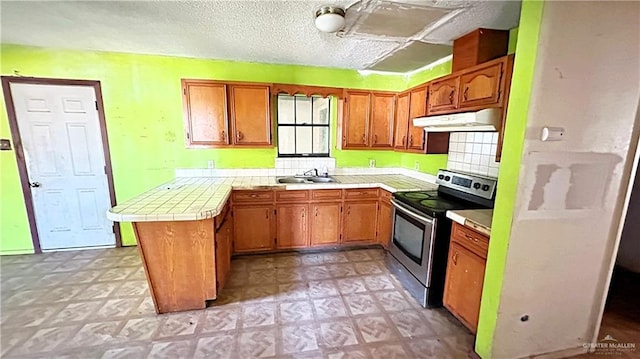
[409,135,413,146]
[401,135,406,147]
[315,208,318,217]
[301,209,305,218]
[374,134,378,144]
[237,131,244,141]
[452,252,458,265]
[463,87,469,101]
[265,209,269,219]
[221,130,226,141]
[465,234,479,243]
[347,206,350,216]
[361,134,366,144]
[449,90,455,104]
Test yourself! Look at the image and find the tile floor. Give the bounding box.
[0,247,474,358]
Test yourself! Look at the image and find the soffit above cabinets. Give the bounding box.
[0,0,520,73]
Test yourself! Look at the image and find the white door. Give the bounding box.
[11,83,115,250]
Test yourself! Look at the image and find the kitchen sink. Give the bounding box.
[277,176,339,184]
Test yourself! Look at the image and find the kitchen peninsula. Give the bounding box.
[108,173,437,313]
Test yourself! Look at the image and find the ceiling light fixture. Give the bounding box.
[314,6,346,33]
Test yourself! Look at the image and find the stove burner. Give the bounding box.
[419,199,459,210]
[404,192,432,199]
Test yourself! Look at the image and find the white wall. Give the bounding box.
[617,168,640,273]
[491,2,640,358]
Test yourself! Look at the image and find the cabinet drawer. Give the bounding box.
[451,222,489,258]
[379,190,392,204]
[232,190,274,203]
[276,190,309,202]
[345,188,379,200]
[311,189,343,201]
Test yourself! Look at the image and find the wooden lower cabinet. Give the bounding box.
[276,204,308,249]
[310,202,342,246]
[215,210,233,292]
[443,223,489,333]
[233,204,275,253]
[377,201,393,248]
[343,201,378,243]
[133,219,217,313]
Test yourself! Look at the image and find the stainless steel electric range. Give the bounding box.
[386,169,497,308]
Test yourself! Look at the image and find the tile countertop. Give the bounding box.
[108,175,437,222]
[446,209,493,237]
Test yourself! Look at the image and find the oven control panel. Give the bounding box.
[436,169,497,200]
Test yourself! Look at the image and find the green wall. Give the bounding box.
[0,45,447,253]
[0,24,520,254]
[475,1,544,357]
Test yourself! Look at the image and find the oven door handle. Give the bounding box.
[391,199,434,224]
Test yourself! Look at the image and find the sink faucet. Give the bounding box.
[303,168,319,177]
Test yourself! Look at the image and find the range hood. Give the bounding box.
[413,108,501,132]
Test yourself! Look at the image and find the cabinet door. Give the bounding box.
[215,212,233,293]
[443,242,487,333]
[376,201,393,248]
[428,76,460,115]
[369,93,395,148]
[343,201,378,243]
[459,62,503,109]
[394,92,410,150]
[233,205,274,253]
[182,81,229,147]
[343,91,370,148]
[229,84,272,146]
[408,87,427,151]
[276,204,308,249]
[310,203,341,246]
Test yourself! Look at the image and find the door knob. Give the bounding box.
[30,182,41,188]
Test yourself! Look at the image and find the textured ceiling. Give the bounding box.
[0,0,521,73]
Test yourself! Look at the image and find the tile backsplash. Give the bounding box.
[274,157,336,174]
[447,132,500,178]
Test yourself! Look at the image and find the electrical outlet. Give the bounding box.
[369,159,376,168]
[414,161,420,171]
[207,160,215,169]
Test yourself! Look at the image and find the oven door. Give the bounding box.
[389,199,436,286]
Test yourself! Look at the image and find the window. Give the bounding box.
[277,95,330,157]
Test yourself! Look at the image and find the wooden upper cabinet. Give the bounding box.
[408,87,427,151]
[343,91,370,148]
[394,92,410,150]
[369,93,395,148]
[459,61,503,109]
[182,81,229,147]
[428,76,460,115]
[229,84,272,146]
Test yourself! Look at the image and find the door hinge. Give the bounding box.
[95,101,99,111]
[183,88,187,96]
[111,224,116,234]
[497,90,502,101]
[104,165,108,175]
[186,132,190,140]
